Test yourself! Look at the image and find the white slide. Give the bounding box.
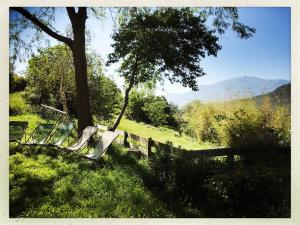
[85,131,119,160]
[66,126,98,151]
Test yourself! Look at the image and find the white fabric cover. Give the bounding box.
[85,131,119,160]
[67,126,98,151]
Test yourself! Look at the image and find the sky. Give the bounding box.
[11,7,291,95]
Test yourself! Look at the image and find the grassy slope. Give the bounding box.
[9,113,174,217]
[11,114,214,150]
[9,113,290,218]
[9,145,174,218]
[118,118,214,150]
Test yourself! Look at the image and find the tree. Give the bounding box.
[10,7,97,133]
[25,45,76,112]
[126,89,149,123]
[9,59,27,93]
[25,44,122,121]
[107,7,255,130]
[143,97,168,127]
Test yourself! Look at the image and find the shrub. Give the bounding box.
[182,101,221,144]
[10,74,27,93]
[149,146,290,217]
[215,108,263,147]
[9,92,30,115]
[126,89,179,128]
[183,98,291,148]
[269,106,291,147]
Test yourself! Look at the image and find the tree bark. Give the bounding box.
[69,8,94,133]
[110,61,138,131]
[110,76,135,131]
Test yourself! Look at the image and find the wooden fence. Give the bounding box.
[97,124,243,158]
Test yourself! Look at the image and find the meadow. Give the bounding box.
[8,6,291,218]
[9,92,291,218]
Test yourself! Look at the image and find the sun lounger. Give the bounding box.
[9,121,28,143]
[44,122,74,147]
[84,131,119,160]
[25,123,56,145]
[66,126,98,151]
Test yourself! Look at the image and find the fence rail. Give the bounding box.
[96,124,290,158]
[96,124,242,157]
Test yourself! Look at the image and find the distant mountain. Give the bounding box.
[166,76,290,107]
[254,83,291,108]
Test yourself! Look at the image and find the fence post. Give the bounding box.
[124,131,129,147]
[147,137,152,157]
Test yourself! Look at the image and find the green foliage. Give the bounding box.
[25,45,76,110]
[143,99,168,126]
[126,89,179,128]
[10,74,27,93]
[126,89,149,122]
[182,98,291,148]
[270,106,291,147]
[107,8,222,91]
[182,101,220,144]
[88,72,122,121]
[25,44,122,120]
[148,147,290,217]
[9,92,30,115]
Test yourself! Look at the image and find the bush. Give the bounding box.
[25,45,122,120]
[182,101,221,144]
[269,106,291,147]
[215,106,265,147]
[149,146,290,217]
[182,98,291,148]
[10,74,27,93]
[9,92,30,115]
[126,89,179,128]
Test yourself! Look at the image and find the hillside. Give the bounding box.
[166,76,290,107]
[254,83,291,108]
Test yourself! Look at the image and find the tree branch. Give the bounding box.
[11,7,73,47]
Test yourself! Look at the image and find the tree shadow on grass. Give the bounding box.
[9,144,291,218]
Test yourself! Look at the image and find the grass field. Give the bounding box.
[118,118,215,150]
[10,114,215,150]
[9,113,291,218]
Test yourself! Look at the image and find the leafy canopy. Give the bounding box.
[107,8,222,91]
[25,44,122,120]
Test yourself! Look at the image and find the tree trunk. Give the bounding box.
[11,7,93,134]
[69,8,93,134]
[111,70,136,131]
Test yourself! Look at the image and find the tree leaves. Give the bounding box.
[107,8,222,91]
